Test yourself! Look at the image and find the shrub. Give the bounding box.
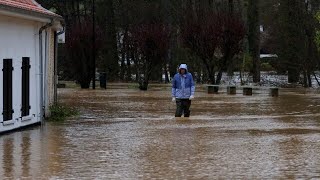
[261,62,275,71]
[47,104,78,122]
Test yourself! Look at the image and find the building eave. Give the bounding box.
[0,6,63,30]
[0,0,62,18]
[0,4,62,19]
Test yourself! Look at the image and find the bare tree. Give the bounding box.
[182,12,246,85]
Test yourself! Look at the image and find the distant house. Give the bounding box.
[260,54,278,59]
[0,0,63,133]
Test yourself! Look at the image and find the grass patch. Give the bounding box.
[47,104,78,122]
[57,81,81,88]
[127,84,139,89]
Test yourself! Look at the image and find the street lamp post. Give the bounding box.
[92,0,96,89]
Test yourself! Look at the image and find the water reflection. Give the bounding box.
[3,137,14,178]
[1,131,34,179]
[0,124,67,179]
[21,135,30,177]
[0,84,320,179]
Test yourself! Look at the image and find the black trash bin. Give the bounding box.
[99,72,107,89]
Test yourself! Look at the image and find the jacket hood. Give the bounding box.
[179,64,188,73]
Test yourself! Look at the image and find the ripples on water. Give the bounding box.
[1,85,320,179]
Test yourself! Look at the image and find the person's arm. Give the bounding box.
[189,74,195,100]
[172,76,176,100]
[190,74,195,96]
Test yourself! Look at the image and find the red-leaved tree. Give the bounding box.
[66,19,102,88]
[182,12,246,85]
[130,23,170,90]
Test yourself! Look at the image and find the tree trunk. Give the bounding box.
[139,59,153,90]
[288,68,300,83]
[228,0,234,14]
[307,72,312,87]
[313,72,320,86]
[104,0,119,81]
[120,41,126,81]
[126,52,131,81]
[248,0,261,83]
[303,70,308,87]
[216,70,223,85]
[278,0,305,83]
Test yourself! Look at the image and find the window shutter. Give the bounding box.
[2,59,13,121]
[21,57,30,117]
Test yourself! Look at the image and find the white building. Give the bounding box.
[0,0,63,133]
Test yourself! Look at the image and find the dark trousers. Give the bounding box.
[175,99,191,117]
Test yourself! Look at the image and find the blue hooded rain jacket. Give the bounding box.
[171,64,195,99]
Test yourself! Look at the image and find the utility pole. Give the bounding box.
[92,0,96,89]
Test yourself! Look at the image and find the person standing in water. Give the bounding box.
[171,64,195,117]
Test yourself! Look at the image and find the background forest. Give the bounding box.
[37,0,320,90]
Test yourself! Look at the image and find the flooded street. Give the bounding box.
[1,83,320,179]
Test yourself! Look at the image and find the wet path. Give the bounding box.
[1,84,320,179]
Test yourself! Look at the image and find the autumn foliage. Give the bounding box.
[66,19,103,88]
[182,12,246,84]
[130,23,170,90]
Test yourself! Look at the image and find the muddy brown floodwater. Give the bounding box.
[1,83,320,179]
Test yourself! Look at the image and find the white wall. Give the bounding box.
[45,30,55,117]
[0,15,44,131]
